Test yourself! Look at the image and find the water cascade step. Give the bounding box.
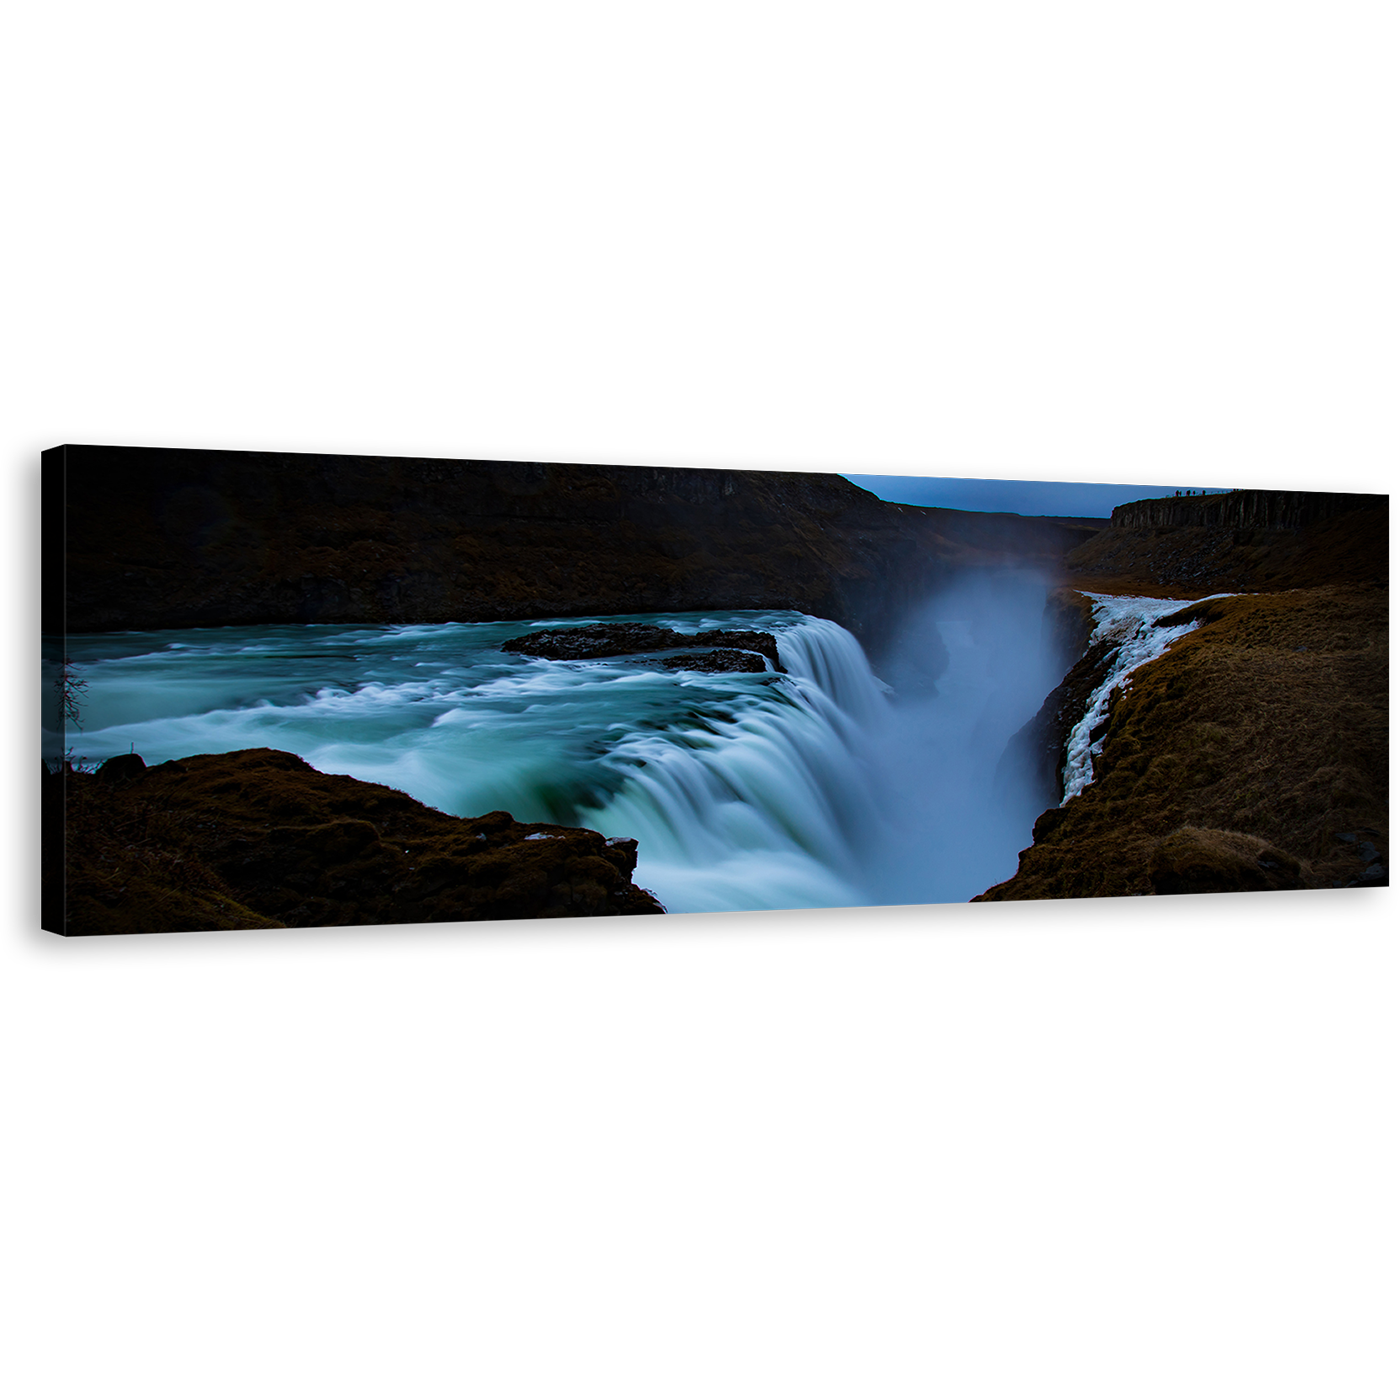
[46,585,1064,913]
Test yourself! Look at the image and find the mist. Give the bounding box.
[51,583,1077,913]
[860,569,1065,904]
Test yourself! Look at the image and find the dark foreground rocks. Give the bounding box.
[44,748,664,936]
[501,622,783,672]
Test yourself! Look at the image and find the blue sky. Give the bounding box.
[843,474,1231,520]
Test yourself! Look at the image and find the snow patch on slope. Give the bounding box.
[1061,593,1235,805]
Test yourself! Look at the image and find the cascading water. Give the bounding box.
[44,584,1066,912]
[572,616,891,911]
[856,570,1068,903]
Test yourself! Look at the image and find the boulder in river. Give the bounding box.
[501,622,784,671]
[657,649,769,674]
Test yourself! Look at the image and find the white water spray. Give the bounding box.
[857,570,1066,902]
[46,587,1068,913]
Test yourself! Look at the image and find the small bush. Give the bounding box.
[46,657,95,775]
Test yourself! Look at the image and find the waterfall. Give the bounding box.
[775,616,891,728]
[856,569,1066,903]
[563,603,1072,913]
[577,615,892,913]
[47,588,1061,915]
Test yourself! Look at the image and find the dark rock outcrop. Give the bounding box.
[997,632,1122,812]
[993,588,1101,810]
[1067,495,1387,597]
[96,752,147,784]
[504,624,789,672]
[46,748,665,935]
[659,649,769,674]
[1331,830,1389,888]
[1042,586,1096,662]
[1110,490,1379,532]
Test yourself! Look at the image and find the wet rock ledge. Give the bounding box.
[46,748,665,936]
[501,623,784,673]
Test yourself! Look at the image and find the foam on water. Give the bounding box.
[45,587,1071,913]
[46,612,892,914]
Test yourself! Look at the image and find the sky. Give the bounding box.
[843,475,1232,520]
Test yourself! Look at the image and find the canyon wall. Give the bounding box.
[1110,489,1380,532]
[48,445,1103,656]
[977,586,1389,899]
[1069,493,1387,596]
[987,489,1389,899]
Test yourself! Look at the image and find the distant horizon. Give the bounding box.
[843,475,1233,520]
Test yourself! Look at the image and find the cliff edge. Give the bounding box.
[978,585,1388,899]
[1110,489,1379,532]
[1066,491,1387,597]
[47,445,1103,657]
[983,486,1388,899]
[45,748,665,935]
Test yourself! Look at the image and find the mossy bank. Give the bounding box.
[977,586,1389,900]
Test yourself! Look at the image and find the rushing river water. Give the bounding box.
[45,585,1062,913]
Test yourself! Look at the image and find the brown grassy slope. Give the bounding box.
[46,768,286,935]
[47,748,664,935]
[975,586,1388,900]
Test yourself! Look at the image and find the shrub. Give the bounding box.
[50,655,97,778]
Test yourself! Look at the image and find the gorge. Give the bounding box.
[43,448,1389,933]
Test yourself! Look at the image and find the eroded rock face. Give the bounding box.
[48,748,665,935]
[1066,499,1388,596]
[501,623,783,671]
[996,639,1118,813]
[1110,490,1379,532]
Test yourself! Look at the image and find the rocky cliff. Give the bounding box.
[1110,489,1380,532]
[985,487,1388,899]
[995,588,1105,813]
[47,445,1104,658]
[1068,493,1387,596]
[979,585,1388,899]
[45,748,665,935]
